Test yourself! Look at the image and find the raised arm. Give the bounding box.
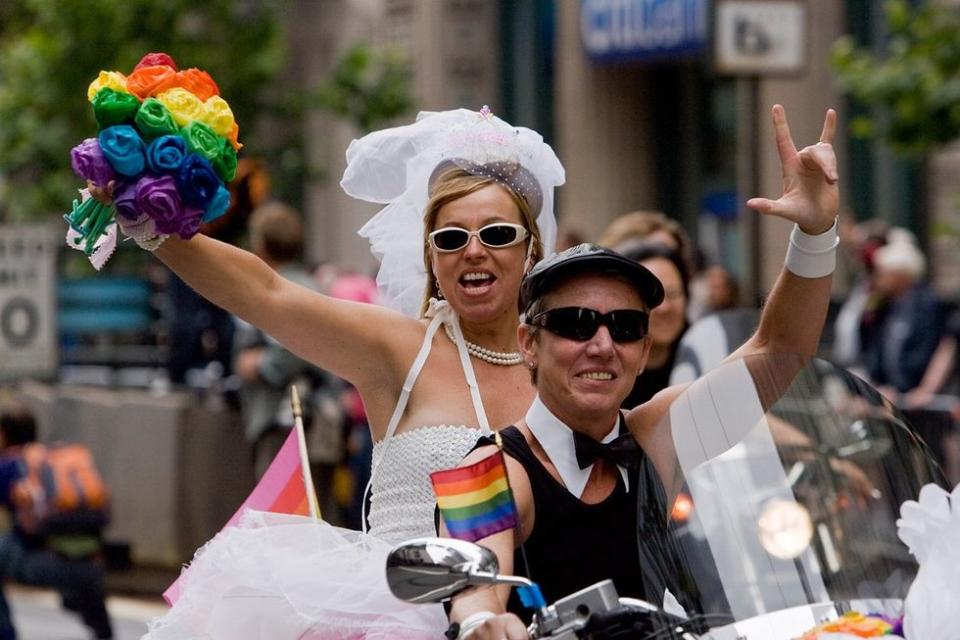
[86,177,420,392]
[729,105,839,360]
[630,106,839,492]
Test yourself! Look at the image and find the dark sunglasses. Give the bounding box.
[429,223,528,253]
[531,307,649,343]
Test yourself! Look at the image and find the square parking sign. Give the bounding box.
[715,0,807,75]
[0,225,58,381]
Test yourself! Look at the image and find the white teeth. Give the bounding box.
[462,272,492,282]
[580,372,613,380]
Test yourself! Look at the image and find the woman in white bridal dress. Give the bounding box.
[127,106,565,639]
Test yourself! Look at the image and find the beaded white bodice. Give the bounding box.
[362,299,492,544]
[368,425,485,544]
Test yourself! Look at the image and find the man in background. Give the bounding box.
[861,238,944,395]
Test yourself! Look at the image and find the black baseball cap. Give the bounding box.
[519,243,665,314]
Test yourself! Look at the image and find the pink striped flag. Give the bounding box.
[163,427,316,605]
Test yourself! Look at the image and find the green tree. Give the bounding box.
[313,43,414,133]
[0,0,287,222]
[831,0,960,155]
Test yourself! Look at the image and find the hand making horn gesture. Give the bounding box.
[747,104,839,235]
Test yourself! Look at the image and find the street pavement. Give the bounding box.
[8,585,168,640]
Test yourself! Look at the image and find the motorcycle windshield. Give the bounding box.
[641,354,944,639]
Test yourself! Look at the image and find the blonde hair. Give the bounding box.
[419,167,543,317]
[598,210,695,275]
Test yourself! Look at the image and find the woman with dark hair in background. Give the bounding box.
[619,243,690,408]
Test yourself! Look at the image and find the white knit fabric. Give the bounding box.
[359,298,492,535]
[368,425,485,543]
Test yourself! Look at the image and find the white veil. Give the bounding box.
[340,107,565,318]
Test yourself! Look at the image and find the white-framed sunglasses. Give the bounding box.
[428,223,529,253]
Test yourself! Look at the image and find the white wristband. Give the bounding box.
[785,217,839,278]
[458,611,497,639]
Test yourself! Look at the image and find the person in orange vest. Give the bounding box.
[0,400,113,640]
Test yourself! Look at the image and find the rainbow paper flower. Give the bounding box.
[798,611,904,639]
[64,52,239,268]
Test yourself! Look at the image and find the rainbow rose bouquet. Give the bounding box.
[65,52,242,268]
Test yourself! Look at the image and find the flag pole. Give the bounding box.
[291,384,321,520]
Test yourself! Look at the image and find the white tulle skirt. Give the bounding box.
[144,511,448,640]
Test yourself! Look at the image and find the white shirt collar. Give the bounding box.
[524,395,630,499]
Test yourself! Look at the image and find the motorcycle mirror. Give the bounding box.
[386,537,501,603]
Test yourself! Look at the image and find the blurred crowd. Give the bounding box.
[130,169,768,528]
[12,162,960,547]
[1,159,959,638]
[832,216,960,483]
[239,203,761,527]
[173,159,382,529]
[130,175,960,524]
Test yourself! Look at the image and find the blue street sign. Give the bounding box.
[581,0,708,62]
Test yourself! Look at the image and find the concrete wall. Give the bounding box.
[293,0,499,273]
[17,382,254,567]
[553,1,847,294]
[755,2,847,291]
[292,0,852,293]
[554,0,659,242]
[289,0,384,273]
[929,142,960,298]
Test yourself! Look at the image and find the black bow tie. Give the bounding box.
[573,431,640,470]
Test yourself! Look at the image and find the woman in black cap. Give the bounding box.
[445,104,841,640]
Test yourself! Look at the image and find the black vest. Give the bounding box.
[491,425,665,620]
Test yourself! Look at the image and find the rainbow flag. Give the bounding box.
[163,426,317,604]
[431,450,518,543]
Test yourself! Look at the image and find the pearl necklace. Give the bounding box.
[444,323,523,366]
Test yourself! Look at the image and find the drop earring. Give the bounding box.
[435,278,444,299]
